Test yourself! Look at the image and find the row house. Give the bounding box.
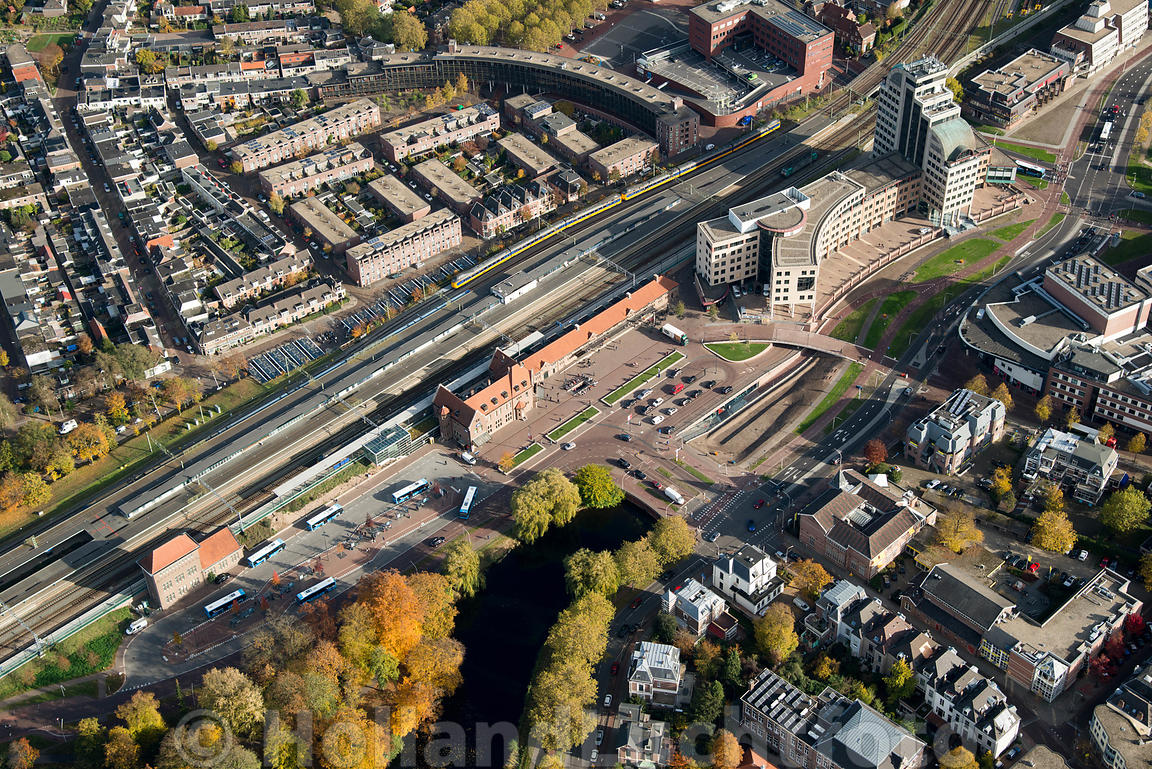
[231,98,380,172]
[378,102,500,163]
[588,136,658,181]
[345,209,461,287]
[211,18,311,45]
[212,252,309,310]
[257,141,374,198]
[198,279,345,354]
[468,180,556,239]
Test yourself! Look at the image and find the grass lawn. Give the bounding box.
[863,291,916,349]
[602,351,685,405]
[829,298,877,343]
[0,377,267,539]
[512,443,543,467]
[674,459,714,485]
[546,407,599,441]
[795,362,863,434]
[1016,175,1049,190]
[1129,160,1152,196]
[1061,190,1070,205]
[0,607,130,701]
[1119,208,1152,226]
[704,341,769,361]
[26,33,75,51]
[974,125,1005,135]
[1101,230,1152,266]
[913,239,1000,282]
[1037,212,1066,238]
[4,378,267,535]
[991,219,1035,241]
[993,140,1057,163]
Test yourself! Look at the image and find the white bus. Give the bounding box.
[244,538,286,568]
[204,588,247,618]
[304,502,343,531]
[296,577,336,604]
[459,486,477,520]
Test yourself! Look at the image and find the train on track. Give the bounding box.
[450,119,783,290]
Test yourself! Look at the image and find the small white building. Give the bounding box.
[711,543,784,616]
[627,641,683,705]
[663,578,731,637]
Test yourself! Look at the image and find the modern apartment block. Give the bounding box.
[588,136,658,182]
[740,669,927,769]
[1044,256,1152,341]
[345,209,461,287]
[905,388,1007,473]
[874,56,989,226]
[231,99,381,172]
[1051,0,1146,73]
[367,174,430,222]
[469,181,556,239]
[1091,665,1152,769]
[379,102,500,164]
[213,252,309,310]
[1022,427,1118,504]
[290,197,360,254]
[257,141,375,198]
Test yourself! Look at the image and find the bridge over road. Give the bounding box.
[757,325,870,361]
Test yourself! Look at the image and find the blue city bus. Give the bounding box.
[459,486,477,520]
[304,502,343,531]
[204,589,247,618]
[296,577,336,604]
[244,538,285,568]
[391,479,430,505]
[1016,160,1047,179]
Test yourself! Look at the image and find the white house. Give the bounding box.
[627,642,683,705]
[711,543,784,616]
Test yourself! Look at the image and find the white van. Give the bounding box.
[459,451,477,465]
[126,617,147,635]
[664,486,685,505]
[59,419,78,435]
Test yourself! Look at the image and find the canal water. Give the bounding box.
[433,501,653,766]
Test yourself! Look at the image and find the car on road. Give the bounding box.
[747,519,756,532]
[617,433,632,441]
[793,597,811,612]
[591,750,598,764]
[630,596,643,609]
[1133,192,1147,199]
[425,536,446,547]
[704,531,720,542]
[650,415,665,424]
[595,730,604,746]
[754,499,765,509]
[561,442,576,450]
[618,458,632,469]
[717,386,734,395]
[610,662,619,675]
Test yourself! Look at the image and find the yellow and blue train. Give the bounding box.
[450,119,782,290]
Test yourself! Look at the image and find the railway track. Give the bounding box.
[0,0,1004,668]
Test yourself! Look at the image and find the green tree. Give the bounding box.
[1043,483,1065,514]
[722,647,742,689]
[1035,394,1053,423]
[884,657,915,704]
[268,192,285,214]
[391,11,428,51]
[1129,433,1147,453]
[945,76,964,102]
[651,612,678,644]
[29,374,59,416]
[707,304,719,321]
[1100,487,1152,533]
[134,48,156,72]
[1098,422,1115,445]
[564,548,620,597]
[689,679,725,725]
[1031,508,1077,554]
[753,603,797,666]
[1066,405,1081,429]
[936,506,983,552]
[648,515,695,566]
[442,538,482,598]
[0,151,11,163]
[335,0,381,36]
[230,4,248,20]
[290,89,307,109]
[0,392,16,430]
[230,161,244,175]
[990,466,1013,499]
[673,299,687,318]
[20,472,49,507]
[114,343,159,382]
[76,717,107,769]
[511,467,581,543]
[14,422,59,472]
[115,690,166,750]
[197,667,264,739]
[614,538,660,588]
[572,463,624,508]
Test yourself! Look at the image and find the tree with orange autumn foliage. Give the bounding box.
[358,570,424,661]
[408,572,457,640]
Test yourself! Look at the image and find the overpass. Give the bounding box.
[758,325,870,360]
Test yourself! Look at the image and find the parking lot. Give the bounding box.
[580,7,689,67]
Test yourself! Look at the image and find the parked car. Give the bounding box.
[650,415,665,424]
[424,536,446,547]
[603,694,613,707]
[561,442,576,451]
[792,597,811,612]
[717,386,734,395]
[704,531,720,542]
[618,458,631,469]
[617,433,633,442]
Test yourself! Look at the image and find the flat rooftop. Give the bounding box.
[1048,255,1147,313]
[589,136,658,169]
[1055,20,1115,44]
[498,132,557,175]
[347,208,459,259]
[972,49,1068,98]
[413,158,480,206]
[690,0,831,44]
[774,173,861,269]
[728,190,806,233]
[842,152,920,192]
[289,197,356,245]
[985,285,1083,356]
[367,174,426,217]
[552,129,600,157]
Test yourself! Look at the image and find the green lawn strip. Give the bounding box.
[913,239,1000,282]
[657,467,674,479]
[974,125,1005,136]
[546,407,600,442]
[280,459,370,514]
[993,140,1057,163]
[829,298,877,343]
[704,341,769,362]
[1016,175,1049,190]
[1060,190,1070,205]
[674,459,714,485]
[887,257,1006,359]
[823,398,864,435]
[1101,230,1152,266]
[863,291,916,349]
[602,351,685,405]
[0,607,131,701]
[990,219,1036,241]
[1037,212,1066,237]
[1119,208,1152,226]
[512,443,543,467]
[795,362,864,435]
[27,33,76,51]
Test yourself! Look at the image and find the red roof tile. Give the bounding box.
[139,533,197,574]
[198,528,241,571]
